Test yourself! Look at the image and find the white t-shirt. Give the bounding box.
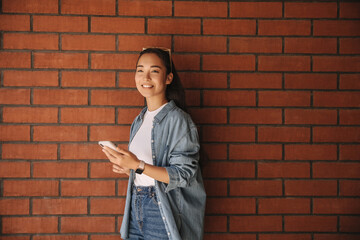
[129,103,167,186]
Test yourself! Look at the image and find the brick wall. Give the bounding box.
[0,0,359,239]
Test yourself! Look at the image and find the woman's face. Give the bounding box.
[135,53,172,101]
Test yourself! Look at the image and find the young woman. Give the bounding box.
[101,48,206,240]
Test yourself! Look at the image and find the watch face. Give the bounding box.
[135,169,144,174]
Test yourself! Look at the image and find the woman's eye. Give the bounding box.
[137,69,143,72]
[152,70,159,73]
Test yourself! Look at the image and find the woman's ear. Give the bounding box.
[166,73,173,85]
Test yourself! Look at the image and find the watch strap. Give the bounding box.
[135,160,145,174]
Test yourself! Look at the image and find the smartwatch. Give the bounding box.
[135,160,145,174]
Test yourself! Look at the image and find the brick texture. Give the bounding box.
[0,1,359,238]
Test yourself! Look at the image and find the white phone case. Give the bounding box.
[98,141,118,151]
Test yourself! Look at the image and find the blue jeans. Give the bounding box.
[129,186,169,240]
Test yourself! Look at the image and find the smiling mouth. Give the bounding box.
[142,84,153,88]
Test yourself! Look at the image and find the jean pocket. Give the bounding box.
[150,192,159,206]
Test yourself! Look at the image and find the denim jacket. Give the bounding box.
[120,100,206,240]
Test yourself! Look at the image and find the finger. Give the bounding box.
[116,147,130,156]
[103,146,120,157]
[103,149,120,165]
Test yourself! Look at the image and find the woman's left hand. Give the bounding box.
[102,146,140,171]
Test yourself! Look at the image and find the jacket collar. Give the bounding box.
[138,100,176,123]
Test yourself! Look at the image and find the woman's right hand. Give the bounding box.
[112,164,130,176]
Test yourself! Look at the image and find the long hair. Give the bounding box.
[137,48,187,112]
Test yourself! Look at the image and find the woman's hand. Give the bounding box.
[102,146,139,176]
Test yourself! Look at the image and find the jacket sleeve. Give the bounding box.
[164,127,200,192]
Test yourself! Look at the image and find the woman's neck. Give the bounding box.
[146,97,168,112]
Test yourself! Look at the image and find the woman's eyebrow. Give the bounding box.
[136,65,162,68]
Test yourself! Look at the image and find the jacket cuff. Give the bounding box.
[164,166,180,192]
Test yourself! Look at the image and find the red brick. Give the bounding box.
[173,54,200,70]
[117,180,128,196]
[259,20,311,36]
[313,56,360,72]
[91,90,143,106]
[189,108,227,124]
[2,143,57,160]
[118,35,171,51]
[61,217,115,233]
[340,145,360,161]
[90,198,125,214]
[314,20,360,36]
[259,91,311,107]
[91,236,122,240]
[285,109,337,125]
[204,180,227,196]
[33,89,88,105]
[148,18,201,35]
[2,217,58,234]
[3,70,58,87]
[202,162,255,178]
[204,216,227,233]
[3,107,58,123]
[230,37,282,53]
[180,73,228,89]
[91,53,138,70]
[176,2,227,17]
[314,198,360,214]
[33,198,87,215]
[340,110,360,125]
[119,1,171,16]
[314,234,360,240]
[285,144,337,161]
[3,180,59,197]
[3,0,57,13]
[0,15,30,31]
[285,37,337,54]
[340,216,360,232]
[203,19,256,35]
[340,74,360,90]
[340,38,360,54]
[259,198,311,214]
[0,52,31,68]
[61,108,115,124]
[313,163,360,179]
[33,236,86,240]
[60,143,107,160]
[313,127,360,143]
[285,73,337,90]
[33,162,88,178]
[62,0,115,15]
[90,126,132,142]
[202,126,255,143]
[61,180,115,196]
[202,144,227,161]
[0,162,30,178]
[62,34,115,51]
[0,199,29,215]
[260,234,311,240]
[340,3,360,18]
[203,90,256,106]
[33,126,87,142]
[0,89,30,104]
[206,198,255,214]
[186,90,201,106]
[230,180,283,196]
[285,180,337,196]
[230,73,282,89]
[230,108,282,124]
[0,237,30,240]
[230,2,282,18]
[117,72,135,88]
[34,52,88,69]
[90,162,127,179]
[117,108,142,124]
[0,125,30,141]
[229,144,282,160]
[314,91,360,108]
[3,33,58,50]
[285,2,337,18]
[62,71,115,87]
[205,234,256,240]
[340,180,360,196]
[258,162,310,178]
[174,36,227,53]
[258,56,310,72]
[285,216,337,232]
[259,127,310,143]
[33,16,88,32]
[91,17,144,33]
[230,216,282,232]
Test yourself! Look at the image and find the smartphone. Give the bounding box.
[98,141,118,152]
